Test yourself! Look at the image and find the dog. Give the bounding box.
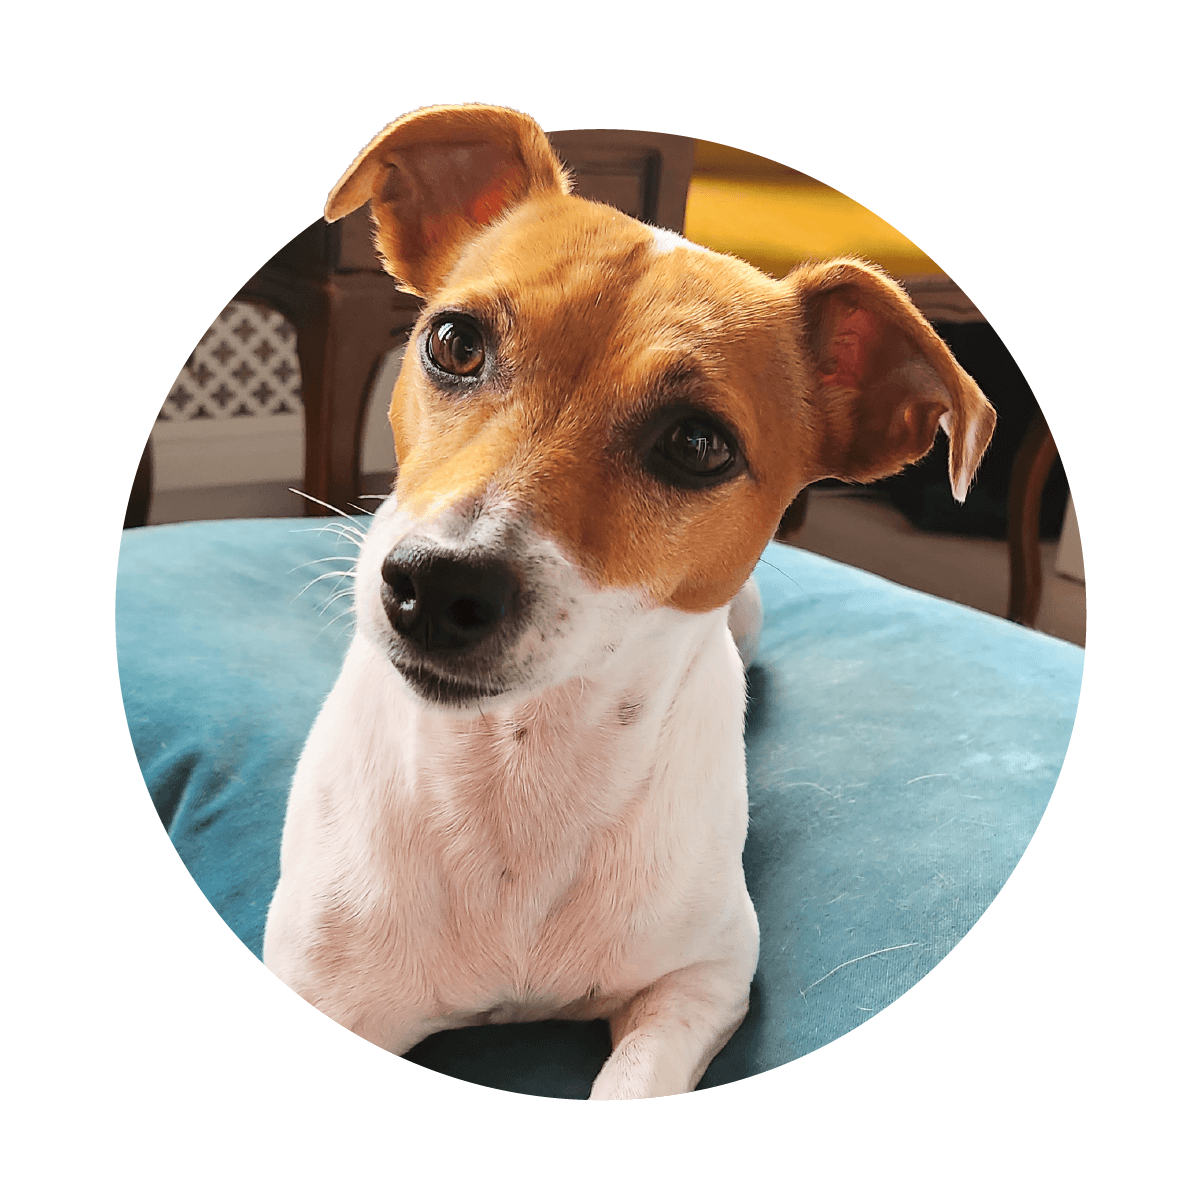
[262,104,996,1099]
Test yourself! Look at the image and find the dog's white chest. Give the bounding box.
[264,622,753,1045]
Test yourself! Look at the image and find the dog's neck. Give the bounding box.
[391,597,728,726]
[357,601,740,829]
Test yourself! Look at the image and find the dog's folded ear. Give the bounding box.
[324,104,571,296]
[793,258,997,502]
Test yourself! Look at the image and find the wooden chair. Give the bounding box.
[777,414,1063,628]
[1006,411,1060,627]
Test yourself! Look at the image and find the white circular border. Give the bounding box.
[7,3,1193,1196]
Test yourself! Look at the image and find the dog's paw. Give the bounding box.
[727,578,763,669]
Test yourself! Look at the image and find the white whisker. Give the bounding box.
[293,570,356,602]
[289,522,364,542]
[320,608,357,634]
[288,488,368,524]
[318,587,357,615]
[287,556,360,574]
[330,526,367,545]
[289,521,367,547]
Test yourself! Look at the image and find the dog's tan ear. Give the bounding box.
[324,104,570,296]
[793,258,996,501]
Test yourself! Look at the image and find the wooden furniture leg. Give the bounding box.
[1006,410,1058,627]
[294,276,415,517]
[124,437,154,528]
[237,268,419,517]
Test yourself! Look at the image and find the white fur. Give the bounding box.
[264,496,761,1099]
[727,577,762,668]
[941,408,983,503]
[647,224,713,258]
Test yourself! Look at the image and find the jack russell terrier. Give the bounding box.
[263,104,996,1100]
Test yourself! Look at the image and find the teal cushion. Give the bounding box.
[116,517,1082,1096]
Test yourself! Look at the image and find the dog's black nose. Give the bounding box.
[380,544,520,652]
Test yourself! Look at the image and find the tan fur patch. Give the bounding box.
[324,107,994,615]
[388,196,824,612]
[340,129,995,615]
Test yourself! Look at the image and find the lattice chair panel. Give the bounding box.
[159,302,302,423]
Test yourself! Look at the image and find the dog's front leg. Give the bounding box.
[590,961,752,1100]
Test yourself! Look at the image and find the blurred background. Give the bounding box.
[128,131,1083,646]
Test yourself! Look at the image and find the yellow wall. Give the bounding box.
[684,141,943,280]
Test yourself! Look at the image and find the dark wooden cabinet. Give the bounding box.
[546,129,693,235]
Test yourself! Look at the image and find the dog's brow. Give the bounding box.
[646,359,706,405]
[490,292,518,337]
[613,359,749,453]
[424,292,515,338]
[643,362,747,435]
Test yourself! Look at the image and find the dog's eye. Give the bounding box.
[657,418,737,478]
[427,318,485,377]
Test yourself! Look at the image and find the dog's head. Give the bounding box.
[326,104,996,708]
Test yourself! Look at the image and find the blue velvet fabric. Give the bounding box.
[116,517,1082,1097]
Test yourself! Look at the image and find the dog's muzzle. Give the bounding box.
[380,541,520,655]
